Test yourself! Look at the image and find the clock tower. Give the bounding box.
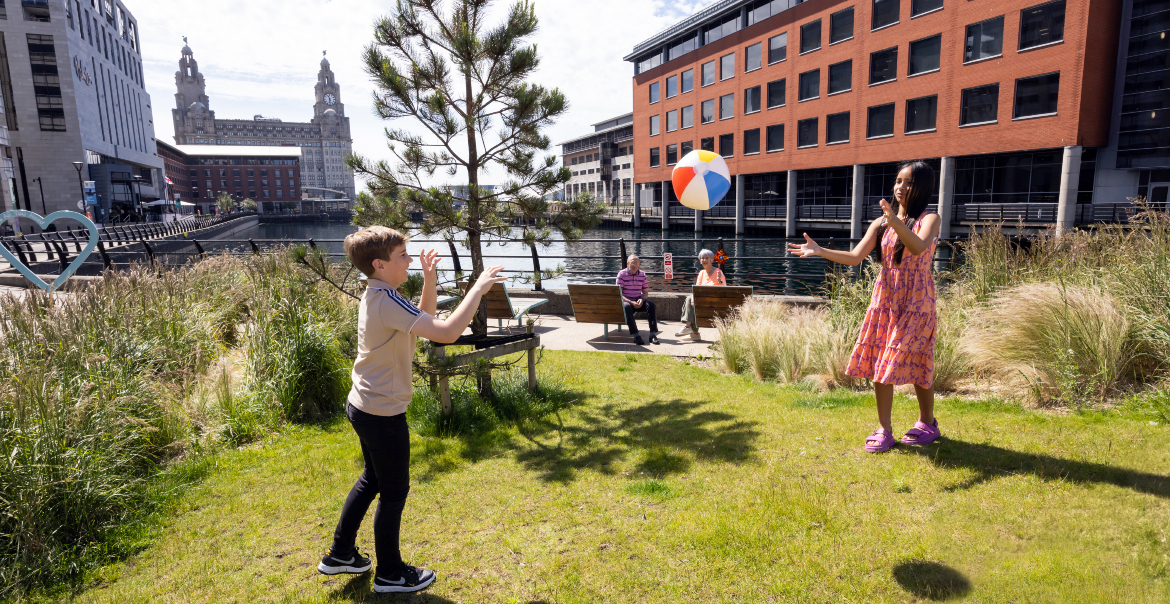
[313,52,344,117]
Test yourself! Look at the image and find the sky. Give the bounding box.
[136,0,719,188]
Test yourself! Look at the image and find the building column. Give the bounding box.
[695,208,703,232]
[1056,146,1083,236]
[938,156,956,240]
[735,174,746,235]
[633,184,642,228]
[661,180,670,230]
[850,164,865,240]
[785,170,797,239]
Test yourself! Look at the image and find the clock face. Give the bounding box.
[324,93,337,106]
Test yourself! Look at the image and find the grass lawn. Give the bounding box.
[58,351,1169,603]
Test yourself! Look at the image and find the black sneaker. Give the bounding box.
[317,547,372,575]
[634,335,645,345]
[649,335,660,344]
[373,564,436,593]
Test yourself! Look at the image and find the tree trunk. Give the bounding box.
[463,59,492,399]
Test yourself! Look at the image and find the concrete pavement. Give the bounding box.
[464,313,721,357]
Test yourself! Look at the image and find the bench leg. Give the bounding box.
[604,323,608,340]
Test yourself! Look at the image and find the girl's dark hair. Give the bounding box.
[878,160,936,265]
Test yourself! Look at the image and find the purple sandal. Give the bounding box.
[864,428,895,453]
[901,419,941,445]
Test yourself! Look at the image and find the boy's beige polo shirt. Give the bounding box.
[348,278,428,417]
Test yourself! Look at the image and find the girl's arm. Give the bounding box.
[787,218,884,266]
[878,199,941,256]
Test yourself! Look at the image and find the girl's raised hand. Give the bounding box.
[878,199,900,224]
[418,249,441,279]
[787,233,823,258]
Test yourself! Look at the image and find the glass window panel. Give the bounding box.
[746,43,762,71]
[682,68,694,92]
[701,137,715,152]
[769,33,788,63]
[666,75,678,98]
[767,79,786,108]
[965,16,1004,62]
[745,86,762,113]
[721,53,735,80]
[872,0,900,29]
[650,114,660,135]
[744,128,761,154]
[669,35,697,61]
[649,82,659,103]
[720,93,735,119]
[799,69,820,100]
[650,147,660,167]
[667,144,678,165]
[829,60,852,94]
[702,99,715,123]
[912,0,943,16]
[1013,72,1060,118]
[827,112,850,143]
[798,117,818,147]
[869,47,898,84]
[719,133,735,157]
[1019,0,1065,50]
[909,35,941,75]
[682,140,694,155]
[905,95,937,132]
[961,84,999,124]
[702,60,716,86]
[801,20,821,53]
[831,7,854,43]
[682,105,694,128]
[767,124,785,151]
[868,103,895,137]
[667,110,678,132]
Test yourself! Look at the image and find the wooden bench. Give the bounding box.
[693,285,753,328]
[567,283,650,339]
[459,281,548,331]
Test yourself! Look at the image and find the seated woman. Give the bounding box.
[675,248,726,338]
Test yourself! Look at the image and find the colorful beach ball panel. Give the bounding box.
[672,150,732,211]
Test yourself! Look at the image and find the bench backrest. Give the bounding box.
[567,283,626,324]
[458,281,514,319]
[693,285,753,328]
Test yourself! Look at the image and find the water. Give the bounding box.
[224,221,858,295]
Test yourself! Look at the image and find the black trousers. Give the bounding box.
[622,299,657,335]
[330,402,410,578]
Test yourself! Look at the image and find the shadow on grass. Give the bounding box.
[892,560,972,601]
[516,398,760,483]
[909,439,1170,498]
[326,573,457,602]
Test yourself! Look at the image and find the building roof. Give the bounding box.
[559,114,635,148]
[623,0,752,61]
[170,144,303,157]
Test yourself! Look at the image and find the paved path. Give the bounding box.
[464,313,720,357]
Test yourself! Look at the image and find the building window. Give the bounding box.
[828,60,852,94]
[961,83,999,125]
[1019,0,1065,51]
[682,68,694,93]
[681,140,693,156]
[798,118,818,148]
[905,95,937,132]
[954,150,1062,204]
[745,86,762,113]
[769,33,788,64]
[909,34,941,75]
[666,75,678,98]
[873,0,900,30]
[744,128,761,155]
[1014,72,1059,118]
[650,114,660,136]
[800,20,821,54]
[766,124,785,152]
[701,137,714,152]
[650,147,660,168]
[767,79,786,108]
[669,35,697,61]
[719,133,735,157]
[667,144,678,165]
[682,105,694,128]
[650,82,659,103]
[867,103,896,138]
[701,99,715,124]
[276,189,283,198]
[831,7,855,43]
[870,46,898,84]
[827,112,850,144]
[964,16,1004,63]
[748,0,781,25]
[637,52,662,75]
[746,42,762,72]
[704,12,741,45]
[720,93,735,119]
[27,34,66,131]
[666,110,678,132]
[720,52,735,80]
[799,69,820,101]
[702,60,716,86]
[913,0,943,16]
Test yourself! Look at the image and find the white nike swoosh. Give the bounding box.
[335,557,354,564]
[382,578,406,585]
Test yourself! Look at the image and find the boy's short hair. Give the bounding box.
[344,226,408,277]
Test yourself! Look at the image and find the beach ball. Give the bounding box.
[672,150,731,211]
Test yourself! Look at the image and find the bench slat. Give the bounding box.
[694,285,752,328]
[568,284,626,324]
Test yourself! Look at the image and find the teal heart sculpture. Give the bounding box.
[0,210,99,292]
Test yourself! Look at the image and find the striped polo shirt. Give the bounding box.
[616,267,648,299]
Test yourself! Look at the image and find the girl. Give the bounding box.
[788,161,941,453]
[675,248,726,338]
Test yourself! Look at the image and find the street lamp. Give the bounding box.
[31,177,54,231]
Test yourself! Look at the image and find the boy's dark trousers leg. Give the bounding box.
[330,403,410,578]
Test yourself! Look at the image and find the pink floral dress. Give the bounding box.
[845,214,938,388]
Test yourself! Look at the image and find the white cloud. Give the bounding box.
[139,0,718,187]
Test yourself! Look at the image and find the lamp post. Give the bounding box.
[31,177,53,232]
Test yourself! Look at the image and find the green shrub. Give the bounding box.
[407,367,579,437]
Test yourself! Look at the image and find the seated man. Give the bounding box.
[616,255,660,345]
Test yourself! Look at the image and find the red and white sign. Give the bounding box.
[663,253,673,279]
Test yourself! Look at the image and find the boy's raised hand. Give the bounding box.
[418,249,440,280]
[472,266,508,295]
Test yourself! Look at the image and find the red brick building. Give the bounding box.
[626,0,1129,235]
[155,141,303,215]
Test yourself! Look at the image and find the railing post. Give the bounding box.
[529,243,542,291]
[717,237,726,276]
[250,238,261,255]
[51,240,69,274]
[142,240,155,264]
[193,240,207,260]
[97,240,113,270]
[447,239,463,280]
[619,238,628,270]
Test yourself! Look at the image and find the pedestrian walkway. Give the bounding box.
[464,313,720,357]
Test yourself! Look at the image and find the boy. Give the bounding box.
[317,226,505,594]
